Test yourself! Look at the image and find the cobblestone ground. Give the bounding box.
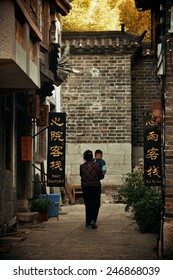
[0,204,158,260]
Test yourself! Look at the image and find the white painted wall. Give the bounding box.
[66,143,132,189]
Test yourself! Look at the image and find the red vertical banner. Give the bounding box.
[47,113,66,187]
[21,136,32,161]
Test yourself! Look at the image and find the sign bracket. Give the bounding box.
[32,126,48,139]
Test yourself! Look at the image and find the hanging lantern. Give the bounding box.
[152,100,162,124]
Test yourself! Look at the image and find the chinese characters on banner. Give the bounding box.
[21,136,32,161]
[47,113,66,187]
[144,113,162,187]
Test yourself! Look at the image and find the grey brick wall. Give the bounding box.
[62,54,132,143]
[131,56,158,166]
[163,0,173,257]
[61,53,132,188]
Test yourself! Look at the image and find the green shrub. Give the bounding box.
[30,197,50,213]
[134,188,162,233]
[120,170,146,210]
[120,170,162,233]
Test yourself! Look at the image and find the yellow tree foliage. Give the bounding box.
[118,0,151,41]
[62,0,151,41]
[62,0,120,31]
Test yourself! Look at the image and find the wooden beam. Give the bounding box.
[56,0,70,15]
[16,0,42,41]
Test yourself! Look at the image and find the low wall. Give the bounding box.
[65,143,132,189]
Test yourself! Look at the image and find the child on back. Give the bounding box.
[94,149,107,175]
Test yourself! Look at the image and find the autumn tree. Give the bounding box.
[62,0,120,31]
[62,0,151,41]
[118,0,151,41]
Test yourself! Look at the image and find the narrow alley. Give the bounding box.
[0,203,158,260]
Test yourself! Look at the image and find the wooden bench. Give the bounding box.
[72,184,83,202]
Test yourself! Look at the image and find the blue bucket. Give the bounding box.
[40,194,60,218]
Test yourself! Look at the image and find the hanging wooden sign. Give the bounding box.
[26,94,40,119]
[21,136,32,161]
[47,112,66,187]
[37,105,49,126]
[143,112,163,187]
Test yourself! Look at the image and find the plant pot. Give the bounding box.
[38,212,45,223]
[43,211,48,221]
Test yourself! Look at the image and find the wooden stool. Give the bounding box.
[72,184,83,202]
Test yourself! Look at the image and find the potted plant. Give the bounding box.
[119,170,162,233]
[30,197,51,222]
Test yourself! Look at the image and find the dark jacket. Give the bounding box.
[80,161,104,188]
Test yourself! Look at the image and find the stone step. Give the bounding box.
[17,212,39,223]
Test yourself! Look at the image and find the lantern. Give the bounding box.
[152,100,162,124]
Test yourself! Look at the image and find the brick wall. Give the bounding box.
[131,55,158,166]
[163,0,173,257]
[132,0,173,259]
[61,53,132,188]
[165,48,173,219]
[164,0,173,220]
[62,54,132,143]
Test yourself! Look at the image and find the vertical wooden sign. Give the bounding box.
[21,136,32,161]
[47,113,66,187]
[37,105,49,126]
[144,112,162,187]
[26,95,40,119]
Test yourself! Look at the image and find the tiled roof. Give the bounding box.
[62,31,149,54]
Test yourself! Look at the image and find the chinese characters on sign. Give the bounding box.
[144,113,162,187]
[47,113,66,187]
[21,136,32,161]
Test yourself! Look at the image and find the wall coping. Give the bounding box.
[62,30,151,55]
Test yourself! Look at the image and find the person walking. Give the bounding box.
[80,150,104,229]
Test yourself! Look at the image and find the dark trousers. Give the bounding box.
[82,186,101,225]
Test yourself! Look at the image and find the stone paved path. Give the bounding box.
[0,204,158,260]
